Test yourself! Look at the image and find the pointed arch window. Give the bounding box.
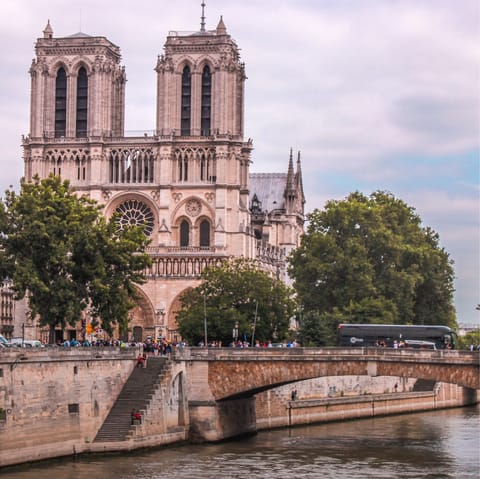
[55,67,67,138]
[201,65,211,136]
[76,67,88,138]
[181,66,191,136]
[199,220,211,247]
[178,157,188,181]
[180,220,190,247]
[200,153,208,181]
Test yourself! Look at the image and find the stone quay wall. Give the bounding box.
[255,376,475,430]
[0,349,138,466]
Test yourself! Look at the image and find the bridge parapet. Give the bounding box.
[0,347,138,367]
[175,347,479,366]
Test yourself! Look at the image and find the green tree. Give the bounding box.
[176,257,297,346]
[0,175,151,343]
[289,191,456,345]
[456,330,480,350]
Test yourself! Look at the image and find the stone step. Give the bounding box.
[93,357,169,443]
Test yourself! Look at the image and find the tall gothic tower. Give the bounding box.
[21,14,304,343]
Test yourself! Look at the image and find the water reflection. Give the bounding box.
[2,406,479,479]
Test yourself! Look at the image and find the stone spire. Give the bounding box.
[295,151,303,191]
[295,151,306,210]
[286,147,295,191]
[216,15,227,35]
[43,19,53,39]
[200,1,206,32]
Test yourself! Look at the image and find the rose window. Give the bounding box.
[186,199,202,217]
[115,200,154,236]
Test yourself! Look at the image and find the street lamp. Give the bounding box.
[251,299,258,347]
[233,321,239,343]
[203,293,208,347]
[155,306,165,340]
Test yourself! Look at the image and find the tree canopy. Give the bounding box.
[176,257,297,346]
[288,191,456,345]
[0,175,151,342]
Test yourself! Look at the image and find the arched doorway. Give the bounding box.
[126,288,156,342]
[133,326,143,342]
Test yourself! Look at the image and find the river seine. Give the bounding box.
[2,406,479,479]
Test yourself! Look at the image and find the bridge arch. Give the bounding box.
[179,348,480,401]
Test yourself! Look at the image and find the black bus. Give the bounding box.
[337,323,456,349]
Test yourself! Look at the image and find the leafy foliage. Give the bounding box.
[456,330,480,350]
[289,191,456,345]
[0,175,151,342]
[176,257,297,345]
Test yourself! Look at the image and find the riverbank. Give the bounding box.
[0,349,477,468]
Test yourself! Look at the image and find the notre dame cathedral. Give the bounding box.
[18,12,305,343]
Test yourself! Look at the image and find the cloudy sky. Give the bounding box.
[0,0,478,325]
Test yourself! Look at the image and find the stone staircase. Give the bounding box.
[94,356,168,442]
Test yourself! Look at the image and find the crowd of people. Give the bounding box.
[55,337,301,350]
[196,339,300,348]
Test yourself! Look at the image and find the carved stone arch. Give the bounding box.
[173,148,183,160]
[104,192,159,238]
[184,147,195,158]
[171,195,214,223]
[127,285,156,340]
[197,56,217,73]
[49,58,72,77]
[175,56,196,74]
[45,150,55,162]
[194,214,213,229]
[70,58,93,76]
[167,285,201,342]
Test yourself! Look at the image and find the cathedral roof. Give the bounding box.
[249,173,287,212]
[66,32,93,38]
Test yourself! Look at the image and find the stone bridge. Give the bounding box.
[175,347,480,441]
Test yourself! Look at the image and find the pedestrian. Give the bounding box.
[131,409,142,424]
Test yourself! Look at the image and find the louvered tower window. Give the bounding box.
[181,66,191,136]
[55,68,67,138]
[76,67,88,138]
[201,65,211,136]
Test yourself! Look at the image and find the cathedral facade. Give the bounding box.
[20,14,305,343]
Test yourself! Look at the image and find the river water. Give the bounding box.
[2,406,479,479]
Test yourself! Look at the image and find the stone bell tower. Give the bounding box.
[24,20,127,187]
[153,14,252,256]
[28,20,125,141]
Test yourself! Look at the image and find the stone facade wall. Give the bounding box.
[19,19,304,345]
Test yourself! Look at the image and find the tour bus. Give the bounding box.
[337,323,456,349]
